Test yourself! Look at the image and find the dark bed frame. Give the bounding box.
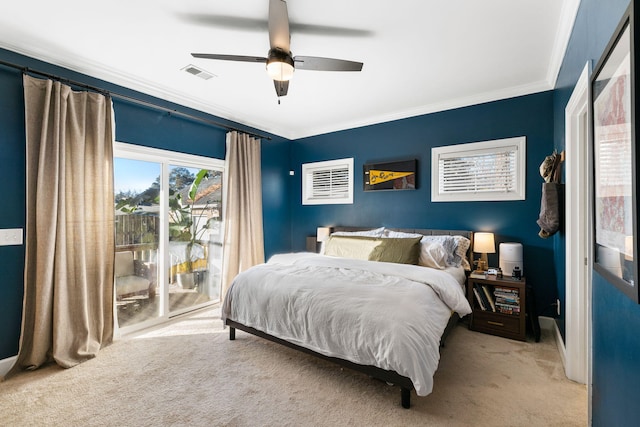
[226,227,474,409]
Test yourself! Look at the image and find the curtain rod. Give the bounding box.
[0,59,271,141]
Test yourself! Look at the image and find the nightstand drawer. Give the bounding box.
[472,311,521,335]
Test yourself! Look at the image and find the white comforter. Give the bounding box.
[221,253,472,396]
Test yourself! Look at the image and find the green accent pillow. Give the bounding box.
[368,236,422,265]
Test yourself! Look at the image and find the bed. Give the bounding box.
[221,227,473,408]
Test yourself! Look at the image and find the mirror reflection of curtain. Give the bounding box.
[12,75,115,372]
[221,131,265,299]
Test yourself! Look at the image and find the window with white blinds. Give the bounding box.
[431,137,526,202]
[302,158,354,205]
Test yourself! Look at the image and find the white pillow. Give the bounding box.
[323,235,382,260]
[320,227,386,254]
[453,235,471,270]
[418,240,449,269]
[332,227,386,237]
[383,229,422,238]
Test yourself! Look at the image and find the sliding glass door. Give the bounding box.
[114,158,161,328]
[168,165,223,314]
[114,143,224,333]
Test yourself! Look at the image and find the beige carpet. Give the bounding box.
[0,307,586,427]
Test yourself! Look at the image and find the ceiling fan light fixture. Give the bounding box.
[266,49,295,81]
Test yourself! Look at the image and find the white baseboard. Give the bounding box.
[0,355,17,378]
[539,316,566,368]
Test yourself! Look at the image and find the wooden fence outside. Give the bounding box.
[115,214,159,253]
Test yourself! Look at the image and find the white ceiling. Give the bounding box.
[1,0,580,140]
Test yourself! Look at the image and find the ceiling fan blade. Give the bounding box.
[177,13,372,38]
[178,13,268,32]
[273,80,289,97]
[269,0,290,52]
[290,23,374,38]
[293,56,363,72]
[191,53,267,63]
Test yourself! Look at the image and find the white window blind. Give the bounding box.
[431,137,526,202]
[302,158,354,205]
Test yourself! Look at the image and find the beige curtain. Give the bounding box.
[221,131,265,298]
[13,75,115,371]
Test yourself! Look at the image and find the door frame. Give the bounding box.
[564,62,592,395]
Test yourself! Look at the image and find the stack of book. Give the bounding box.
[493,287,520,315]
[472,284,521,315]
[472,284,496,312]
[469,271,487,279]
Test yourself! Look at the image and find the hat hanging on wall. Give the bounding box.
[537,151,564,238]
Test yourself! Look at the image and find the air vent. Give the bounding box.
[181,64,216,80]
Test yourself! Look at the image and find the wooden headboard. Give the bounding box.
[331,226,474,269]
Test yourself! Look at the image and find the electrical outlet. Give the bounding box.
[556,298,561,316]
[0,228,23,246]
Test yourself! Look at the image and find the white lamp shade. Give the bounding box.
[474,232,496,254]
[317,227,331,242]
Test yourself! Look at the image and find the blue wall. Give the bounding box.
[591,271,640,425]
[553,0,640,425]
[289,92,558,315]
[0,64,27,362]
[262,139,292,257]
[0,48,290,360]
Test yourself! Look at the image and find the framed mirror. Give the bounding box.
[591,1,639,303]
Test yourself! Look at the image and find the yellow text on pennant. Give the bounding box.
[368,170,414,185]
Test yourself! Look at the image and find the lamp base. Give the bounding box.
[474,256,488,272]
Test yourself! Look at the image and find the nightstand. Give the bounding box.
[306,236,320,253]
[467,275,526,341]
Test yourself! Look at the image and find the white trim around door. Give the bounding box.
[564,62,592,392]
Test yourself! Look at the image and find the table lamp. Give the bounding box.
[473,232,496,272]
[316,227,332,243]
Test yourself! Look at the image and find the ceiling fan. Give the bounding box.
[191,0,363,98]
